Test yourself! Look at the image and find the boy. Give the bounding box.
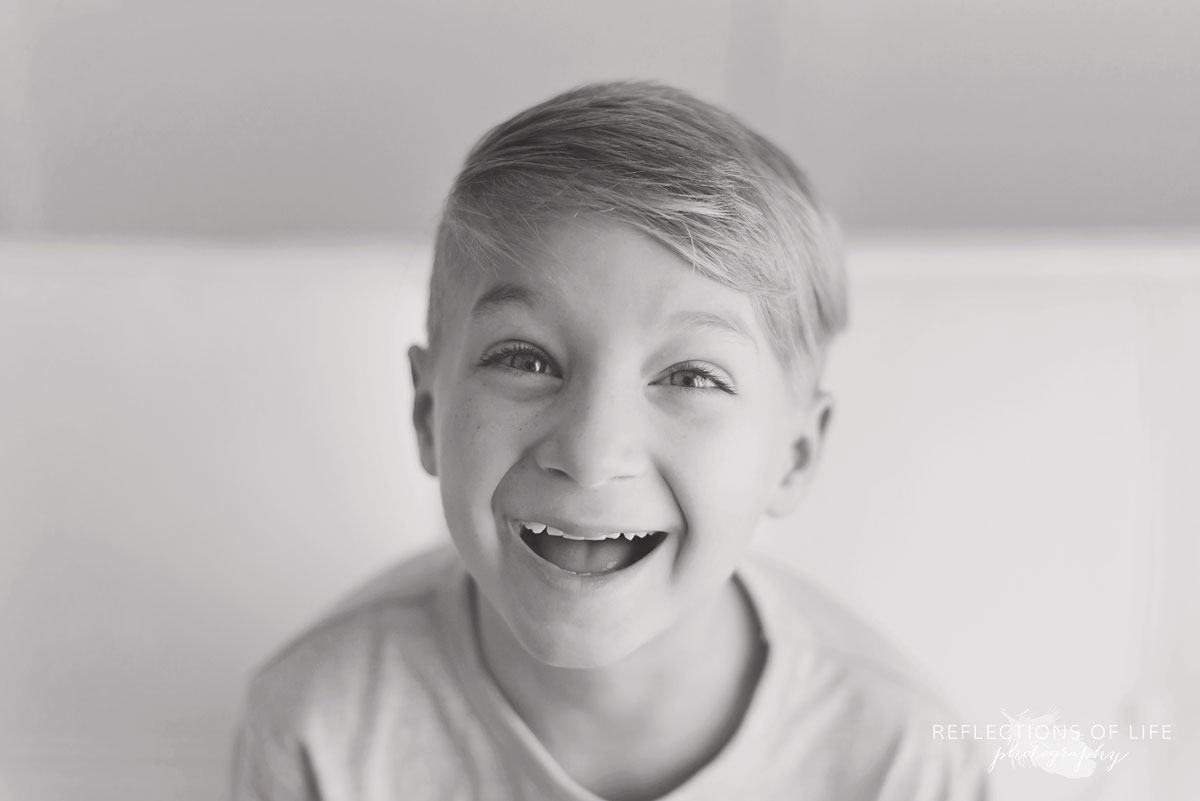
[231,82,989,800]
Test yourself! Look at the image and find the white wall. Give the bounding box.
[761,237,1200,801]
[3,0,1198,236]
[1,236,1196,800]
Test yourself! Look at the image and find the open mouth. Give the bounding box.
[516,521,668,576]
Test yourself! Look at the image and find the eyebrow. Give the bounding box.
[666,309,758,350]
[469,282,541,319]
[469,282,757,350]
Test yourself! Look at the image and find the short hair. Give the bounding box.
[427,80,848,388]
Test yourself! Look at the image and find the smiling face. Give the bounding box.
[410,216,830,668]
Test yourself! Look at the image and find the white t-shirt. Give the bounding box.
[231,544,990,800]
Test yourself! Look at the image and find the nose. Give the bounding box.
[533,378,648,489]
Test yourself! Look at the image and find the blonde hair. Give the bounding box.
[428,81,848,385]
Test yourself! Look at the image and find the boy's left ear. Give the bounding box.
[765,391,833,518]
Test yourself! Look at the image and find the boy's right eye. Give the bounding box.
[479,342,562,378]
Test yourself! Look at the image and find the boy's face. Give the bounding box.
[410,217,829,667]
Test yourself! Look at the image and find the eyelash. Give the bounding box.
[478,343,737,395]
[478,343,561,377]
[667,361,737,395]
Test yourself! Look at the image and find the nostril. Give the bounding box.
[542,465,572,480]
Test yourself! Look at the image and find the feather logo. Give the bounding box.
[993,708,1098,778]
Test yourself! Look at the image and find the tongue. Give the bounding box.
[526,532,648,574]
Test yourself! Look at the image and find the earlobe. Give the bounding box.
[408,345,438,477]
[765,391,834,518]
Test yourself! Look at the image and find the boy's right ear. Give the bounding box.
[408,345,437,477]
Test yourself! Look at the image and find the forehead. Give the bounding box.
[460,217,760,341]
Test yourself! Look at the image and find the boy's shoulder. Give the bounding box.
[238,543,461,730]
[742,550,989,798]
[744,547,940,691]
[232,544,483,798]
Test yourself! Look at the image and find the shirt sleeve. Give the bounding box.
[876,706,994,801]
[229,685,322,801]
[915,737,992,801]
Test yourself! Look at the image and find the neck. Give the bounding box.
[473,576,766,798]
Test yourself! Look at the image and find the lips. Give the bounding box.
[515,520,668,575]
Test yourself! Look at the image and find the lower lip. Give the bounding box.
[506,521,673,591]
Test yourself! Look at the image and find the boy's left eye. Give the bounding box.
[655,362,736,395]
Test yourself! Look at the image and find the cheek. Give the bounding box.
[665,408,779,536]
[436,382,529,517]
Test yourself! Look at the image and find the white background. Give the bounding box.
[2,238,1196,801]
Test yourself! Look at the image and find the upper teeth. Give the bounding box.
[519,521,654,541]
